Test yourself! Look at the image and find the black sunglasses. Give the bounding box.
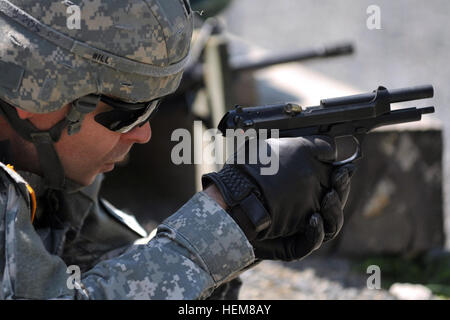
[93,95,162,133]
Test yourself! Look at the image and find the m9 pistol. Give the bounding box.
[218,85,435,165]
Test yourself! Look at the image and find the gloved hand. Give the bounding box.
[202,136,354,261]
[251,164,354,261]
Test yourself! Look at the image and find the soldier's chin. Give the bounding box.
[101,163,115,173]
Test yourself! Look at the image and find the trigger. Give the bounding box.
[332,135,363,166]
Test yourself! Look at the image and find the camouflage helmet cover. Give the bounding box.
[0,0,193,114]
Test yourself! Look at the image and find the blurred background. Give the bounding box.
[101,0,450,299]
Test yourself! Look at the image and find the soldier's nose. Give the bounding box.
[122,122,151,144]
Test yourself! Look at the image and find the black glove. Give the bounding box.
[202,136,354,261]
[252,164,354,261]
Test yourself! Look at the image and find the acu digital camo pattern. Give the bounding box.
[0,0,254,299]
[0,0,193,113]
[0,163,255,299]
[16,170,148,274]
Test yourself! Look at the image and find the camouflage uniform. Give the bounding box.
[0,156,255,299]
[0,0,253,299]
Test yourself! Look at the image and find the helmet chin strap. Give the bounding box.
[0,98,97,190]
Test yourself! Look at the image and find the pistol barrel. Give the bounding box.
[389,85,434,103]
[420,106,435,114]
[321,85,434,107]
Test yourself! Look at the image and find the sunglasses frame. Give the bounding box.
[93,95,162,133]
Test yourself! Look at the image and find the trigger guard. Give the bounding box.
[332,135,362,166]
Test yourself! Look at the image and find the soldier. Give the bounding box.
[0,0,353,299]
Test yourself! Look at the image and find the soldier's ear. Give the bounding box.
[15,107,34,120]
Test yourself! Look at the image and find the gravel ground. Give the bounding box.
[238,258,396,300]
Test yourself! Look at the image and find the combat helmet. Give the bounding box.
[0,0,193,189]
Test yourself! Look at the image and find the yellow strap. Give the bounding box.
[6,164,37,223]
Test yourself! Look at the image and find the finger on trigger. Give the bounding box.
[301,135,337,163]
